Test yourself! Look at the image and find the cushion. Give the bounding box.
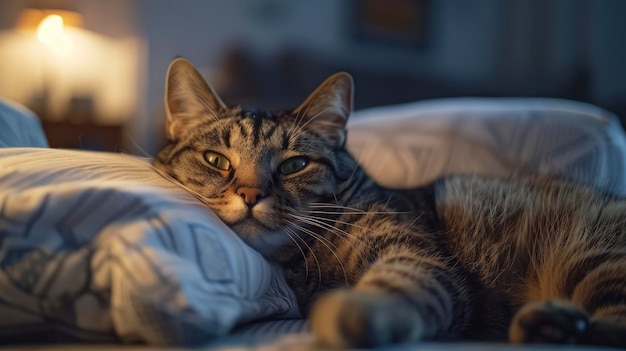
[0,99,49,148]
[348,98,626,196]
[0,148,300,345]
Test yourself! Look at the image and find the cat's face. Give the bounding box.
[154,58,355,256]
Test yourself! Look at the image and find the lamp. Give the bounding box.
[16,0,83,30]
[15,1,83,119]
[17,9,82,31]
[16,0,82,55]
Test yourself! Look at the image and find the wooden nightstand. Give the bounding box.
[41,120,124,152]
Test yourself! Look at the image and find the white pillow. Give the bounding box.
[0,148,300,345]
[349,98,626,196]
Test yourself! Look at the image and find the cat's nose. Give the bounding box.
[237,187,265,206]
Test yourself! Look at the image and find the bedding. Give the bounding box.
[0,148,300,345]
[0,97,625,349]
[348,98,626,195]
[0,99,48,148]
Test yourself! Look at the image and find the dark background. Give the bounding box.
[0,0,624,154]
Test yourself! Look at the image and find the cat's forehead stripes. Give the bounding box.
[221,127,231,148]
[239,108,280,145]
[225,114,287,153]
[188,110,322,162]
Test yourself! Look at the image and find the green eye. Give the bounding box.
[279,156,309,175]
[204,151,231,170]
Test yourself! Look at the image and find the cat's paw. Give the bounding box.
[309,289,424,348]
[509,300,589,344]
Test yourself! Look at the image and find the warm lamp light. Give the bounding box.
[12,1,84,119]
[36,14,73,54]
[17,8,83,31]
[16,2,82,55]
[37,14,63,43]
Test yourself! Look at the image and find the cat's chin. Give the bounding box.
[230,218,267,236]
[230,218,289,257]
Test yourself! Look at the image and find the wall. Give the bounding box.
[590,0,626,105]
[137,0,509,153]
[137,0,352,153]
[137,0,626,154]
[0,0,624,155]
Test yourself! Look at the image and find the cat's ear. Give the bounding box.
[164,58,227,141]
[293,72,353,146]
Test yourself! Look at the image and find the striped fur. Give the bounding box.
[154,58,626,348]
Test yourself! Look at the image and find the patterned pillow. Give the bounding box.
[0,148,300,345]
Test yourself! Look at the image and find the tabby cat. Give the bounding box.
[154,58,626,348]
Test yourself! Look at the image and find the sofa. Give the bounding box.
[0,96,624,350]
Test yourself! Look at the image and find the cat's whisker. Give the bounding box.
[307,203,410,216]
[288,220,344,254]
[283,227,310,280]
[308,203,368,212]
[289,213,361,241]
[290,214,354,239]
[305,210,410,216]
[285,222,323,287]
[295,213,376,236]
[288,221,349,286]
[324,193,383,205]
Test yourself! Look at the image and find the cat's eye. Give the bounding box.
[279,156,309,175]
[204,151,231,170]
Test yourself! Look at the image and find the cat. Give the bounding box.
[154,58,626,349]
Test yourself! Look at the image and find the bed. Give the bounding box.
[0,96,625,350]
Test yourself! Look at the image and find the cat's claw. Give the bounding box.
[509,300,589,344]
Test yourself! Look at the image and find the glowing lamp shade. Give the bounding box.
[17,8,83,30]
[16,5,82,55]
[37,14,63,42]
[36,14,73,54]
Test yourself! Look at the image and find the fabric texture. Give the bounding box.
[0,148,300,345]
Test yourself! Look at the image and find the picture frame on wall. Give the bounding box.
[352,0,429,49]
